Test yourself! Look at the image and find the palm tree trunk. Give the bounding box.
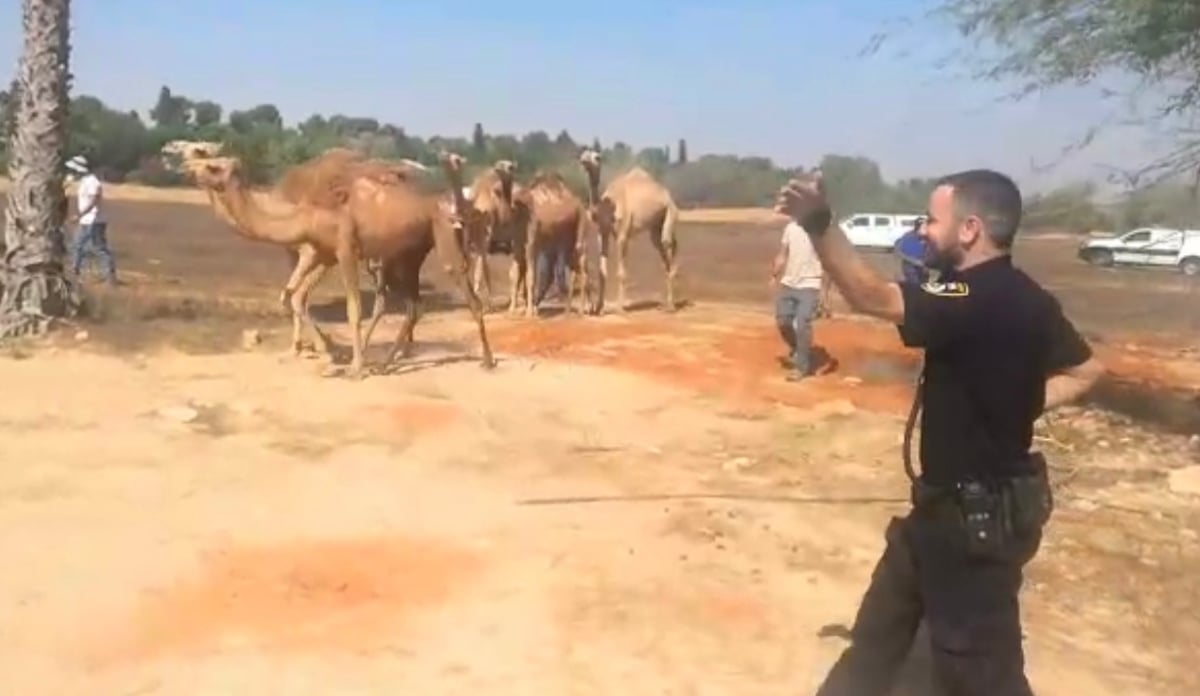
[0,0,81,339]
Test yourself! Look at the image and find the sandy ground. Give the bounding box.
[0,197,1198,694]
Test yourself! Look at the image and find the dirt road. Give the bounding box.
[0,198,1197,694]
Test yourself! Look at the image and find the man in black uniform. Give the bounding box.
[774,169,1105,696]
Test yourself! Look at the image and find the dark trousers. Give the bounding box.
[71,222,116,283]
[533,241,569,306]
[815,511,1041,696]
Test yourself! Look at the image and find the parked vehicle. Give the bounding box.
[839,213,923,249]
[1077,227,1200,276]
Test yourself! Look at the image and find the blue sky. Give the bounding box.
[0,0,1167,192]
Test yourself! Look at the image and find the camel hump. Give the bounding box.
[528,170,571,193]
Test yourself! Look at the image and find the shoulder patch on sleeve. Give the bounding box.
[920,281,969,297]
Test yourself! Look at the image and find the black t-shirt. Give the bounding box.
[898,255,1092,485]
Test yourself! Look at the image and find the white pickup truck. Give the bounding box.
[1077,226,1200,276]
[839,213,922,249]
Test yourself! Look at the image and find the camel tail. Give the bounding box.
[660,200,679,250]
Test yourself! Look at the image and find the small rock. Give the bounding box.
[157,405,199,424]
[73,330,89,341]
[241,329,262,349]
[1188,434,1200,450]
[1097,439,1110,448]
[842,376,863,386]
[1168,466,1200,496]
[1070,498,1100,512]
[1180,529,1198,542]
[812,399,857,419]
[722,456,754,473]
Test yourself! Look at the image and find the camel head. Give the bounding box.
[491,159,517,202]
[438,150,466,172]
[578,147,603,174]
[180,156,243,193]
[493,159,517,179]
[160,140,224,170]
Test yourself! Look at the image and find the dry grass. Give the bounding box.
[0,176,781,225]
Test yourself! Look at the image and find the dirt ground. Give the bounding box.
[1,198,1199,695]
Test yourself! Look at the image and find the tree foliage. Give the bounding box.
[931,0,1200,184]
[2,84,942,212]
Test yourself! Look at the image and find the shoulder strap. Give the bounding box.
[903,359,1006,486]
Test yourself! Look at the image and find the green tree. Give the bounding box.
[191,100,222,128]
[471,122,486,154]
[149,85,190,129]
[1,0,82,338]
[926,0,1200,184]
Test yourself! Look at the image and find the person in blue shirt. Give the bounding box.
[893,216,932,284]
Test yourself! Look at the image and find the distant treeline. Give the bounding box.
[1,84,1196,229]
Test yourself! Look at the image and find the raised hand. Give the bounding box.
[774,172,832,230]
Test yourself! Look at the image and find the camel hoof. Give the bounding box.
[480,356,497,371]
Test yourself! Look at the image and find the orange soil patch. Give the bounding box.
[107,536,483,661]
[490,313,1197,414]
[490,316,919,415]
[694,587,771,631]
[386,398,462,432]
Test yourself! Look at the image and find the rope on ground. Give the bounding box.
[515,492,909,507]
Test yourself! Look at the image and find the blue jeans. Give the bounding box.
[775,285,820,375]
[71,222,116,282]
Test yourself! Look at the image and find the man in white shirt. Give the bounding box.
[771,220,827,380]
[65,155,117,285]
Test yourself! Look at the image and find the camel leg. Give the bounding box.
[649,233,679,314]
[524,227,539,318]
[595,227,610,315]
[508,255,525,314]
[472,228,496,313]
[281,244,320,311]
[290,262,332,357]
[572,218,589,315]
[615,232,631,312]
[334,241,365,379]
[435,220,496,370]
[382,261,423,366]
[660,204,680,312]
[360,264,391,360]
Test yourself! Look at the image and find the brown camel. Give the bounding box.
[578,148,680,313]
[175,152,492,377]
[272,149,493,373]
[464,160,518,312]
[509,172,589,317]
[163,141,428,359]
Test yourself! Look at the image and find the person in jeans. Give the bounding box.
[771,219,826,380]
[65,155,117,285]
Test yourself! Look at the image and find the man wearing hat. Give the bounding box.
[65,155,117,285]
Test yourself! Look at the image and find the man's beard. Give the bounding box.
[924,243,962,274]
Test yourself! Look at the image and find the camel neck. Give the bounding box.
[585,171,601,206]
[218,179,308,245]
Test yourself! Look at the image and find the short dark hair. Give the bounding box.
[935,169,1023,248]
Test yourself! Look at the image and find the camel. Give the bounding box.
[271,148,493,374]
[163,141,428,358]
[578,148,680,313]
[509,171,589,317]
[464,160,519,312]
[174,151,493,378]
